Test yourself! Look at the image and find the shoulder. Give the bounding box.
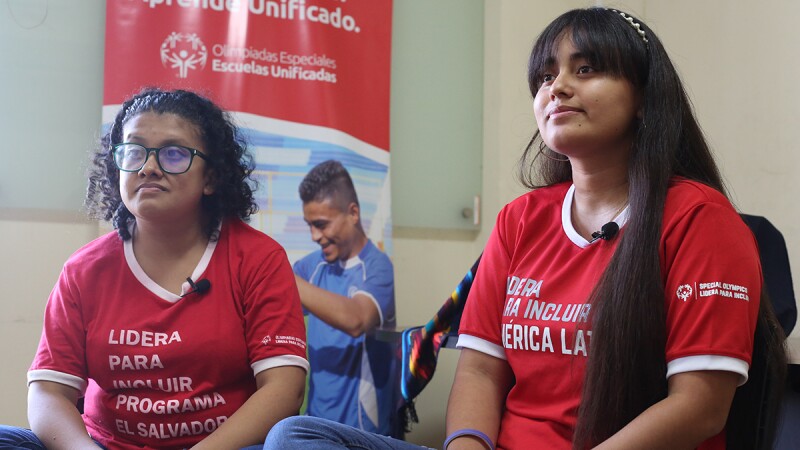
[665,178,732,210]
[661,178,755,255]
[222,219,285,256]
[219,220,296,278]
[500,182,570,219]
[361,240,393,269]
[506,182,571,207]
[491,182,570,244]
[293,248,325,277]
[663,178,740,226]
[295,249,324,267]
[62,230,123,271]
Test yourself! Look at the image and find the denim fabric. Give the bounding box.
[264,416,432,450]
[0,425,264,450]
[0,425,107,449]
[0,425,44,450]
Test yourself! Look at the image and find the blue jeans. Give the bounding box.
[0,425,263,450]
[0,425,106,449]
[264,416,432,450]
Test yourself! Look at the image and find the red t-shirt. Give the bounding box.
[459,179,760,449]
[29,219,308,449]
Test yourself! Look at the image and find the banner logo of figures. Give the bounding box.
[160,32,207,78]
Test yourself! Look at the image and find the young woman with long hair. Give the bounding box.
[262,7,786,450]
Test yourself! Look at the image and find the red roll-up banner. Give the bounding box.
[104,0,393,259]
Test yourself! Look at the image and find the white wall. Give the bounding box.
[0,217,99,426]
[1,1,798,448]
[0,0,105,427]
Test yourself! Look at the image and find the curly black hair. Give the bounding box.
[85,88,258,240]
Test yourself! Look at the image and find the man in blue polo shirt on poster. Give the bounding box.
[293,160,397,436]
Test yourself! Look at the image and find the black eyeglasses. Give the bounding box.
[112,143,211,175]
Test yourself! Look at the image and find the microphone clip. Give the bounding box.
[181,277,211,297]
[186,277,200,291]
[590,221,620,243]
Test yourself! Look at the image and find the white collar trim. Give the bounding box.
[340,254,364,270]
[561,184,629,248]
[123,221,220,303]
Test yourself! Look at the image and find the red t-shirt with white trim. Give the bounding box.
[29,219,308,450]
[459,179,760,449]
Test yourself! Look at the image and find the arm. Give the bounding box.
[295,274,380,337]
[596,370,739,450]
[28,381,99,450]
[192,365,306,450]
[445,348,515,450]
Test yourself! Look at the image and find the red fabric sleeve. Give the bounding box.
[237,242,308,369]
[662,201,761,369]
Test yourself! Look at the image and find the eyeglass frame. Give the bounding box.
[111,142,211,175]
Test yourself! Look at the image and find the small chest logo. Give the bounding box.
[160,32,208,78]
[676,284,693,302]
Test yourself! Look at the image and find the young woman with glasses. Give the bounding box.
[0,88,308,450]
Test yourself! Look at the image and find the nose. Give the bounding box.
[549,73,573,100]
[138,152,162,177]
[310,226,323,242]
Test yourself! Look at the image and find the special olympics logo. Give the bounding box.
[676,284,693,302]
[160,32,207,78]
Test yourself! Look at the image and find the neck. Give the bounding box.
[341,232,369,262]
[570,162,629,240]
[132,215,210,259]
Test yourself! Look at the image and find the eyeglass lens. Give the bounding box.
[115,144,194,173]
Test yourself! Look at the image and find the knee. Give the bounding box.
[266,416,325,447]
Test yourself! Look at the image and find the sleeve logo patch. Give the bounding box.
[261,335,306,349]
[676,282,751,302]
[676,284,694,302]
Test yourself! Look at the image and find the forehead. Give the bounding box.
[302,198,348,221]
[544,35,581,65]
[122,112,202,145]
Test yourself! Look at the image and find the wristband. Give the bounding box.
[443,428,495,450]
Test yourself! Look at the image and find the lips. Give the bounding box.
[546,104,583,119]
[319,240,338,256]
[136,183,166,192]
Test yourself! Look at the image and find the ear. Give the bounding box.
[347,202,360,224]
[203,169,216,196]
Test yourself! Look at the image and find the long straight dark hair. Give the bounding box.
[519,8,786,448]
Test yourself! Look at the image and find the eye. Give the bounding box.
[125,146,145,159]
[117,144,145,162]
[161,146,191,162]
[577,65,595,75]
[540,73,555,86]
